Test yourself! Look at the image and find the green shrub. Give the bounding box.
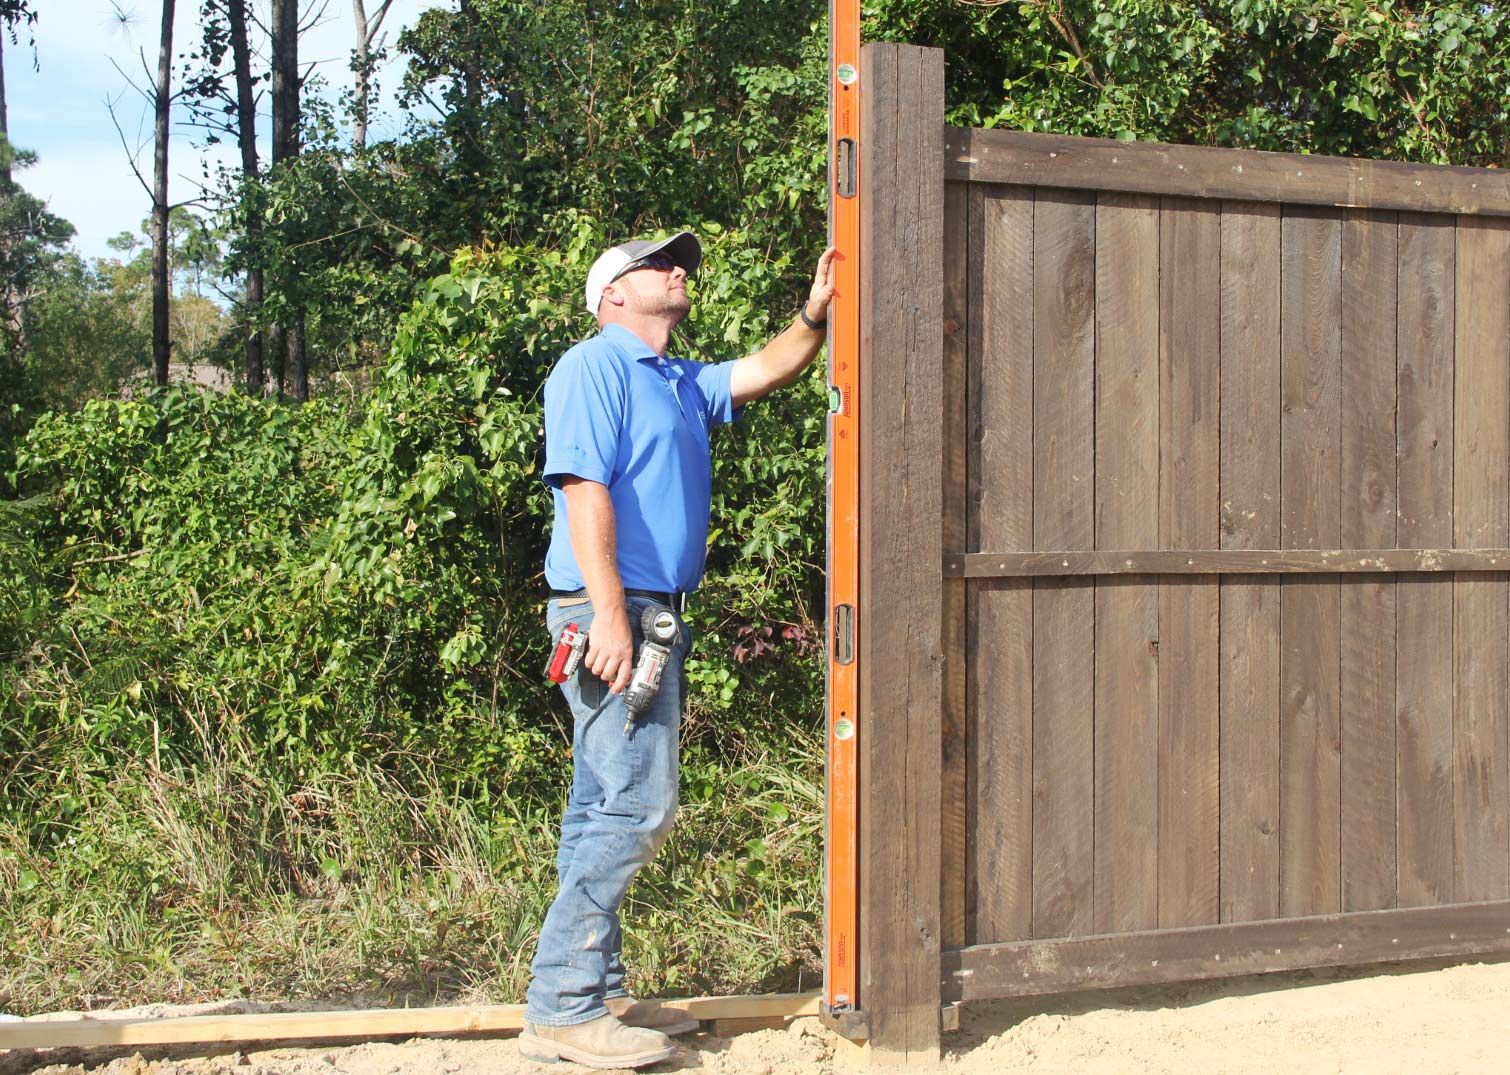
[1,226,827,1010]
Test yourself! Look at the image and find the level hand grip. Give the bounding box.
[835,138,857,198]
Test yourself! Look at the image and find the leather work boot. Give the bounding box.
[517,1012,676,1069]
[606,996,701,1037]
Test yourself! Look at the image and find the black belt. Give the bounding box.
[550,588,688,612]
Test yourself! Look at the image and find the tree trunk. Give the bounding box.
[270,0,298,165]
[0,30,23,350]
[457,0,486,234]
[268,322,286,400]
[270,0,304,399]
[459,0,482,116]
[287,312,307,402]
[352,0,370,151]
[227,0,264,395]
[352,1,397,151]
[151,0,174,386]
[1,33,11,192]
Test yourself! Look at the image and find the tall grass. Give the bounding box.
[0,727,823,1015]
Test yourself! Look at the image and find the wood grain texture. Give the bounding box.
[966,183,1034,946]
[856,43,944,1061]
[1279,206,1343,918]
[1030,189,1097,940]
[1451,215,1510,903]
[1219,201,1282,922]
[950,548,1510,577]
[944,127,1510,217]
[0,995,824,1051]
[1339,209,1399,912]
[1395,214,1456,908]
[1093,193,1160,934]
[942,902,1510,1003]
[940,180,969,949]
[1157,197,1222,928]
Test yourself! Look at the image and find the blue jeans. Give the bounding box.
[524,595,689,1027]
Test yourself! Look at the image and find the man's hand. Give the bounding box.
[804,247,838,325]
[586,607,634,694]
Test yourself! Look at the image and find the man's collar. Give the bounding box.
[600,323,664,362]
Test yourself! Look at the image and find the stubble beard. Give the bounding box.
[623,281,691,322]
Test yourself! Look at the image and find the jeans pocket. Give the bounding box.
[577,665,606,711]
[546,600,592,640]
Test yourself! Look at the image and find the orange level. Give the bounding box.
[824,0,861,1018]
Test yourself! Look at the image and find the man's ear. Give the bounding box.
[600,283,626,311]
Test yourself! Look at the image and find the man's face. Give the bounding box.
[608,253,690,320]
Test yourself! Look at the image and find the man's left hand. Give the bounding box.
[804,247,838,325]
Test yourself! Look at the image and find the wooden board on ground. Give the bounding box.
[0,994,823,1051]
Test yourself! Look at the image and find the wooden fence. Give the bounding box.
[853,43,1510,1066]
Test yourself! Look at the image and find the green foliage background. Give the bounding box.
[3,0,1508,1012]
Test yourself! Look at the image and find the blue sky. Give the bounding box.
[10,0,436,261]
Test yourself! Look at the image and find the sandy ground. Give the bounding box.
[5,956,1510,1075]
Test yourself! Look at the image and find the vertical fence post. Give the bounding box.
[857,41,946,1067]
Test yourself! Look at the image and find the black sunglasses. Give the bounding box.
[612,252,679,280]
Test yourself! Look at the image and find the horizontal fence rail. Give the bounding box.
[941,902,1510,1002]
[944,127,1510,216]
[947,549,1510,577]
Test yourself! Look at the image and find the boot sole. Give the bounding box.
[518,1031,676,1069]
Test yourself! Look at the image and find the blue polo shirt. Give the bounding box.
[543,323,741,593]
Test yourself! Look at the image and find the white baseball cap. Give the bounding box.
[584,231,702,315]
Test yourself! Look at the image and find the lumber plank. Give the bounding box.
[0,995,823,1051]
[1279,205,1343,918]
[710,1017,790,1036]
[1157,197,1221,929]
[1030,188,1096,940]
[1339,209,1399,912]
[1092,191,1160,934]
[941,902,1510,1002]
[966,182,1034,945]
[940,179,970,950]
[856,41,945,1063]
[1394,213,1456,908]
[1451,215,1510,902]
[943,127,1510,218]
[1218,200,1282,923]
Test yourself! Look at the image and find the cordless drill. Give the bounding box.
[545,604,680,733]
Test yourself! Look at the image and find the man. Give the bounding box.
[518,231,836,1069]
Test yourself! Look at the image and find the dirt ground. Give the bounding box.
[5,956,1510,1075]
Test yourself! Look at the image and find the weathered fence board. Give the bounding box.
[1091,193,1160,936]
[855,42,944,1067]
[1451,217,1510,903]
[1157,198,1222,930]
[965,182,1034,949]
[942,128,1510,217]
[1218,201,1282,923]
[940,181,969,951]
[1394,215,1457,909]
[941,903,1510,1003]
[1030,190,1096,941]
[1339,209,1399,913]
[1278,207,1344,919]
[947,548,1510,577]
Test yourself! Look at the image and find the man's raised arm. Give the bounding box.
[729,247,837,407]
